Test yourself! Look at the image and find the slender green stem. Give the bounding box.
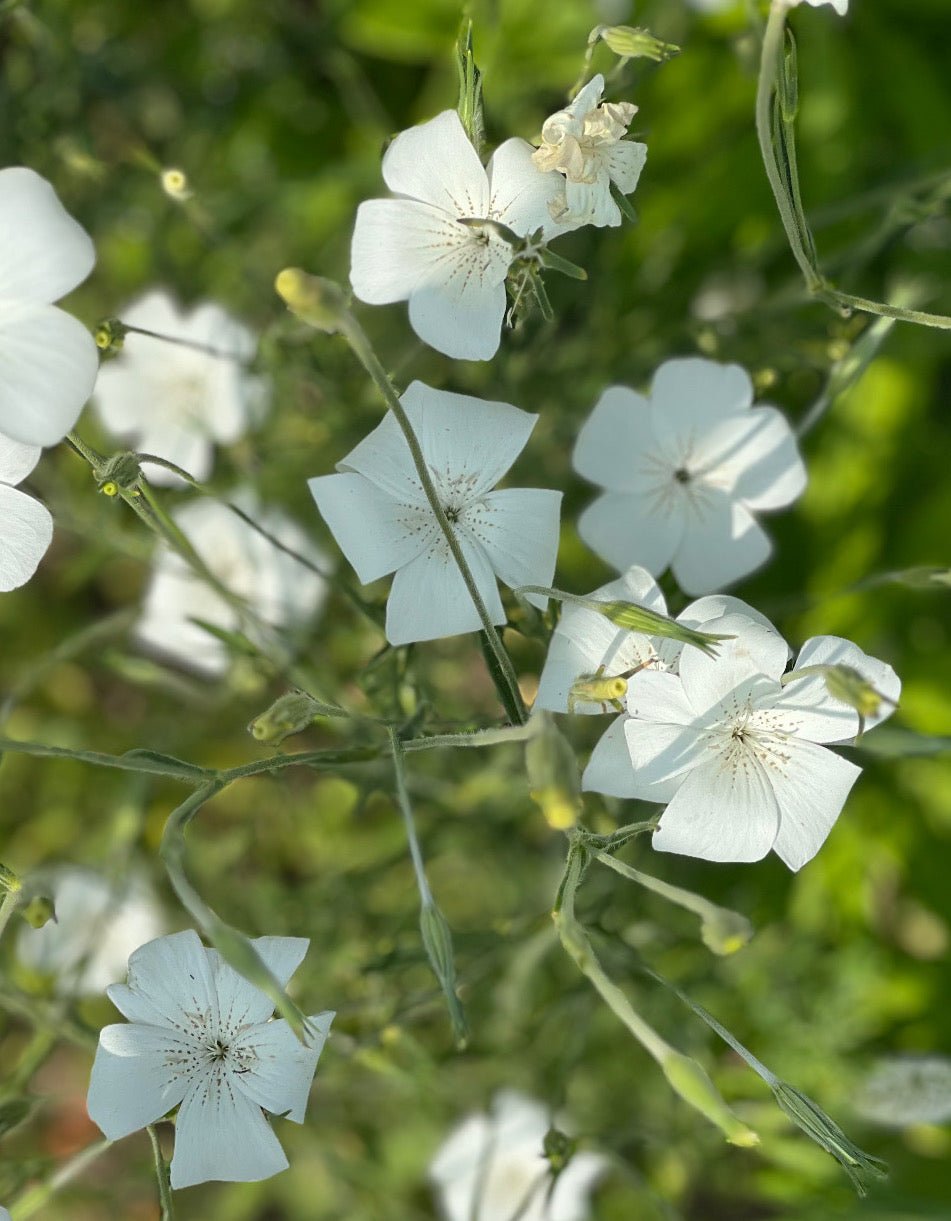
[10,1137,113,1219]
[338,309,527,725]
[118,321,250,363]
[818,287,951,330]
[388,729,432,905]
[147,1124,176,1220]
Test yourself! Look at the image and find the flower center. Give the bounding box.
[673,466,692,484]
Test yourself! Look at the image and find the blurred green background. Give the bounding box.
[1,0,950,1216]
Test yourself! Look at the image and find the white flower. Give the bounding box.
[93,289,268,486]
[0,432,53,591]
[16,867,164,996]
[573,358,807,595]
[309,381,561,645]
[532,74,647,229]
[429,1090,607,1221]
[854,1056,951,1127]
[535,564,771,715]
[583,613,900,870]
[136,496,328,676]
[87,929,333,1189]
[350,110,565,361]
[0,1206,9,1221]
[0,167,98,448]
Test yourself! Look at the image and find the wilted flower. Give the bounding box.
[573,358,807,595]
[93,289,269,485]
[429,1090,607,1221]
[16,867,163,995]
[584,612,900,870]
[350,110,565,360]
[0,167,98,448]
[533,74,647,229]
[309,381,561,645]
[0,433,53,591]
[136,495,328,675]
[86,930,333,1189]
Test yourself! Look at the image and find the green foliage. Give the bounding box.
[2,0,950,1217]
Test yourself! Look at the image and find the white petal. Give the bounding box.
[0,300,98,446]
[350,198,478,304]
[465,487,561,609]
[385,535,505,645]
[572,385,656,493]
[775,635,901,743]
[649,358,753,467]
[381,110,490,216]
[582,715,641,797]
[0,431,41,484]
[770,738,861,871]
[86,1022,191,1139]
[670,491,772,595]
[534,568,666,714]
[677,613,789,715]
[564,175,620,228]
[0,167,95,301]
[0,483,52,591]
[622,719,701,803]
[660,594,786,671]
[170,1070,289,1188]
[551,1150,610,1219]
[209,936,310,1031]
[625,667,698,726]
[408,278,507,361]
[653,754,781,863]
[693,407,807,510]
[488,138,566,240]
[232,1011,333,1123]
[400,381,537,497]
[105,929,219,1032]
[568,74,606,117]
[607,141,648,194]
[578,490,684,576]
[309,472,433,584]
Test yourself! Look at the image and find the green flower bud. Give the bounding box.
[543,1126,577,1171]
[94,317,128,355]
[891,565,951,589]
[97,451,142,495]
[275,268,348,333]
[661,1050,760,1147]
[526,714,582,830]
[20,893,55,930]
[771,1082,887,1196]
[699,905,755,956]
[248,690,323,745]
[597,24,680,63]
[592,600,732,658]
[419,900,468,1046]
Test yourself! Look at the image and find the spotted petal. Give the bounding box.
[86,1022,193,1139]
[231,1011,333,1124]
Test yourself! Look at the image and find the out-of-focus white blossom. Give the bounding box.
[93,289,268,485]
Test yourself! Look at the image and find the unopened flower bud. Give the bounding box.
[275,268,348,333]
[249,690,322,745]
[593,599,732,658]
[420,900,468,1047]
[700,905,754,956]
[822,665,886,719]
[526,714,582,830]
[95,317,128,354]
[568,671,629,714]
[543,1126,577,1171]
[891,565,951,590]
[771,1082,887,1196]
[661,1049,759,1147]
[597,24,680,63]
[20,893,55,930]
[97,451,142,495]
[161,167,192,201]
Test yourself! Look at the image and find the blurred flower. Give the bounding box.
[573,358,806,595]
[429,1090,607,1221]
[136,495,328,675]
[87,929,334,1189]
[309,381,561,645]
[16,867,163,995]
[532,74,647,228]
[584,612,899,870]
[350,110,564,360]
[854,1056,951,1127]
[793,0,848,13]
[0,1206,9,1220]
[0,166,98,447]
[0,433,53,591]
[93,289,269,485]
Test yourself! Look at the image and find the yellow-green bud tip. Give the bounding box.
[275,268,348,333]
[161,167,191,200]
[661,1049,759,1147]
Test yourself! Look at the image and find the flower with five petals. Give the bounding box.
[86,929,333,1189]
